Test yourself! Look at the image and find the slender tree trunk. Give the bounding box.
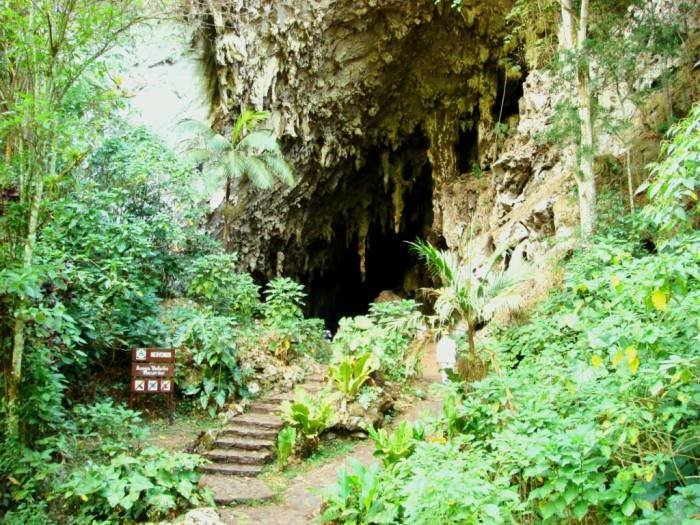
[561,0,597,237]
[7,121,54,442]
[466,318,476,361]
[626,149,635,211]
[223,175,231,249]
[7,165,45,441]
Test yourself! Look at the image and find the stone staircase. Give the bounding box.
[200,371,326,505]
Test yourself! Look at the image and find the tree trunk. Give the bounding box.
[466,318,476,361]
[223,175,231,249]
[626,149,635,211]
[561,0,597,237]
[7,117,53,442]
[7,166,45,442]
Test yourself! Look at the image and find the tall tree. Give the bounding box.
[560,0,597,237]
[181,110,296,247]
[0,0,149,443]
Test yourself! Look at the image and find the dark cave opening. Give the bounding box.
[457,124,479,174]
[304,136,435,330]
[495,69,525,122]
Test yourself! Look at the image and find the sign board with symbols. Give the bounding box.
[129,347,175,424]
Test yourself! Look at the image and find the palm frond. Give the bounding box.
[434,288,458,323]
[483,293,524,320]
[205,133,231,155]
[407,239,455,285]
[224,150,244,180]
[261,153,296,187]
[241,156,275,189]
[183,147,212,166]
[232,108,271,144]
[239,130,279,153]
[200,164,227,195]
[179,118,217,140]
[483,271,519,299]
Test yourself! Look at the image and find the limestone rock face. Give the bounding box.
[194,0,512,278]
[124,1,697,320]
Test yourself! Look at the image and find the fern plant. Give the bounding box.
[409,238,529,360]
[180,109,296,244]
[327,353,378,399]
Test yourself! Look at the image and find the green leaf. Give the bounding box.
[621,497,636,517]
[573,501,589,520]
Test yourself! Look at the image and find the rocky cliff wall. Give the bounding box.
[195,0,512,273]
[125,1,698,322]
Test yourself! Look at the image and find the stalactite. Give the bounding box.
[381,150,391,192]
[389,158,407,234]
[357,212,370,282]
[425,109,459,234]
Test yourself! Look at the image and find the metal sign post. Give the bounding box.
[129,348,175,424]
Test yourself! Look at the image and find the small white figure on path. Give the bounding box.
[436,331,457,384]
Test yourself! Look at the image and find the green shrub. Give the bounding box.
[3,500,56,525]
[276,426,297,466]
[387,443,521,524]
[70,400,147,458]
[320,459,391,524]
[642,103,700,235]
[367,420,422,467]
[262,277,306,323]
[185,253,260,319]
[175,311,245,415]
[333,300,423,382]
[57,447,209,523]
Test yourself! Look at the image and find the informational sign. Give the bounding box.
[129,347,175,424]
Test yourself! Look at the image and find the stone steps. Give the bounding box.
[199,463,263,477]
[214,436,274,450]
[230,413,283,430]
[248,402,281,414]
[199,366,327,505]
[204,448,272,465]
[201,475,275,505]
[219,423,279,440]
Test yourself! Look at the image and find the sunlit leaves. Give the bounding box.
[650,289,668,311]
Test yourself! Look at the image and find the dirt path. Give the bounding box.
[219,352,442,525]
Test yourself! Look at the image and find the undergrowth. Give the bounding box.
[320,107,700,524]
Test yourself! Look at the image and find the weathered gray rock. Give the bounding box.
[181,507,226,525]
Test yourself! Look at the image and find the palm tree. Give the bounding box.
[409,238,528,361]
[181,109,296,244]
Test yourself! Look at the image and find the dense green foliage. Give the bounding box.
[642,103,700,234]
[0,5,319,519]
[332,300,423,382]
[321,107,700,523]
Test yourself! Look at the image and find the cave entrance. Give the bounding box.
[305,135,434,330]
